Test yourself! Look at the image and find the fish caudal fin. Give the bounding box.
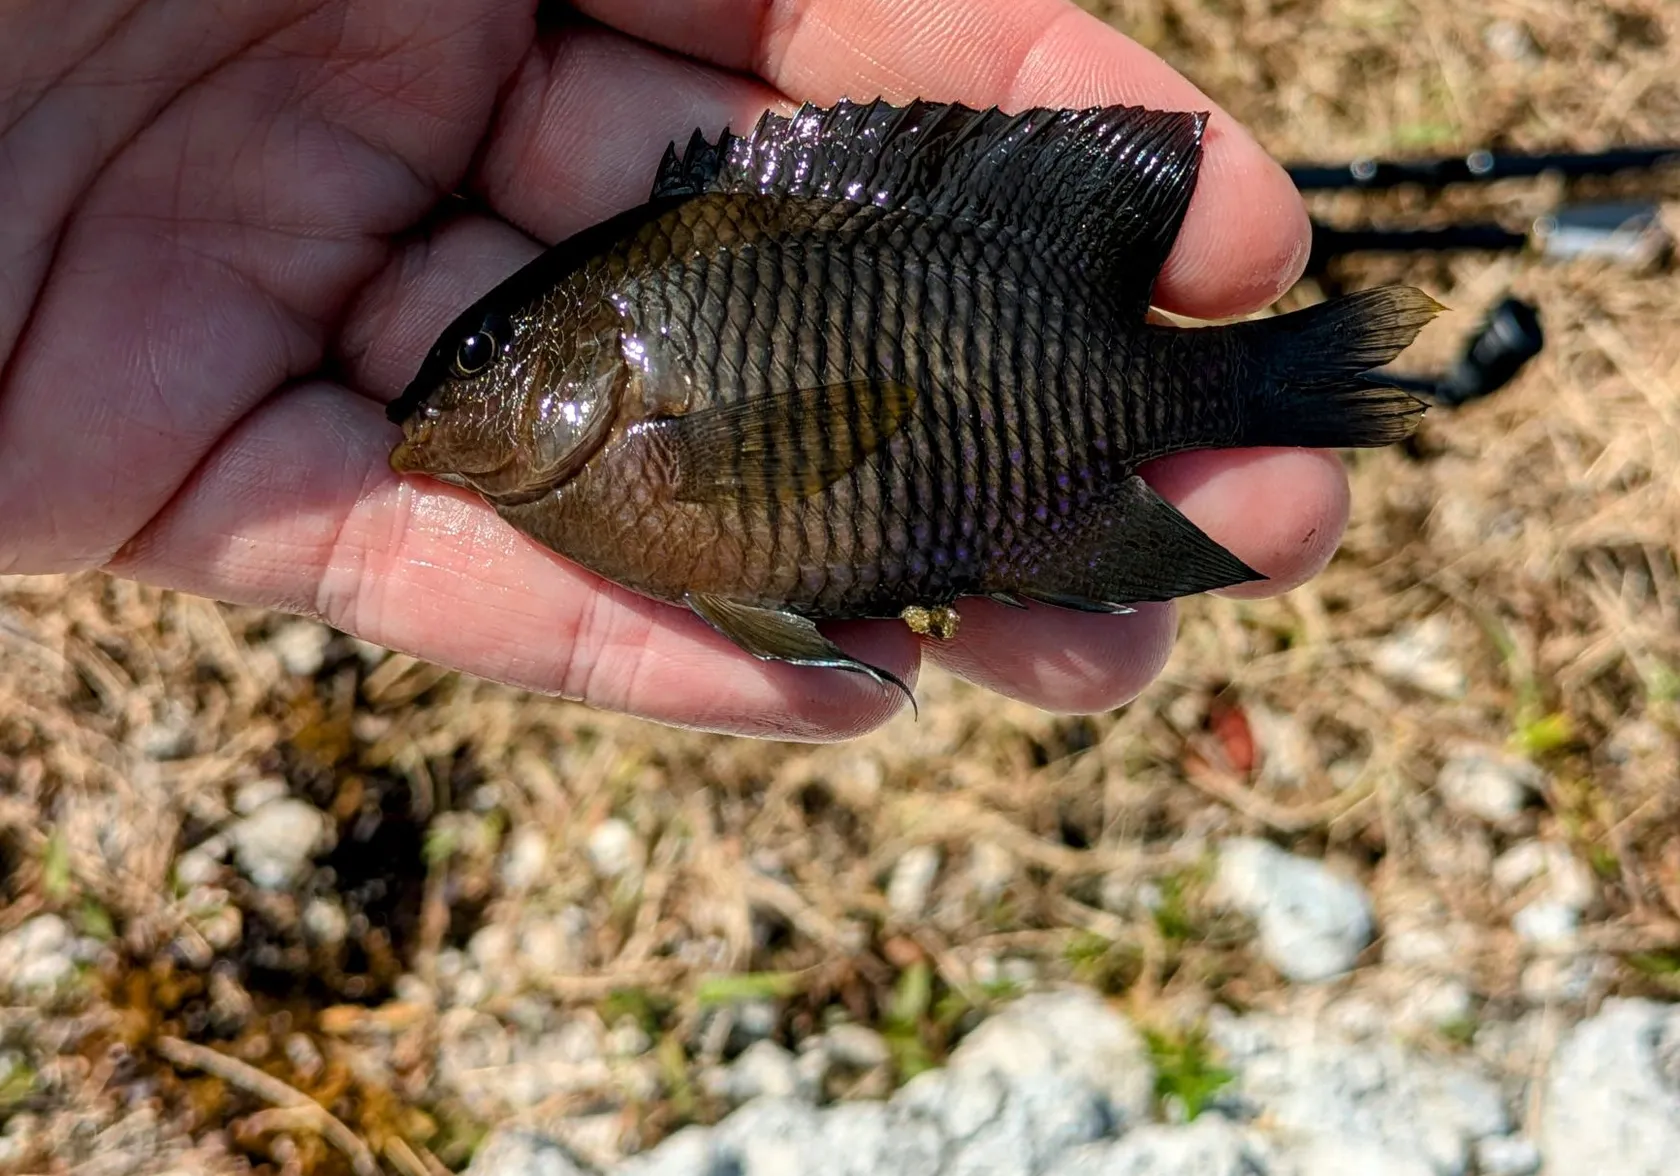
[1237,286,1443,448]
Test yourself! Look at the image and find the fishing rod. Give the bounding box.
[1284,142,1679,406]
[1287,143,1680,192]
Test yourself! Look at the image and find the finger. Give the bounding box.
[1142,447,1352,599]
[921,601,1177,715]
[107,381,917,741]
[573,0,1310,319]
[922,449,1348,710]
[471,21,785,244]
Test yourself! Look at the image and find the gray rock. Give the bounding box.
[701,1041,807,1105]
[228,799,329,888]
[1209,1008,1509,1175]
[463,1125,592,1176]
[1045,1116,1264,1175]
[1274,1138,1434,1176]
[940,988,1155,1131]
[1214,839,1374,982]
[887,845,942,920]
[587,819,644,880]
[1540,998,1680,1175]
[1473,1135,1540,1176]
[1434,748,1541,825]
[824,1023,891,1070]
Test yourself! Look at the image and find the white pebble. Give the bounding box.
[233,776,289,815]
[0,916,76,1003]
[228,800,329,889]
[586,818,645,880]
[1215,837,1374,982]
[1542,999,1680,1172]
[608,1019,652,1059]
[824,1023,890,1070]
[706,1040,803,1104]
[1513,900,1579,950]
[966,842,1014,906]
[1476,1135,1541,1176]
[1436,747,1542,825]
[1492,841,1596,911]
[1521,955,1602,1004]
[1249,703,1313,790]
[468,924,516,972]
[1372,616,1467,699]
[269,620,332,678]
[1483,19,1537,62]
[887,845,941,920]
[173,848,222,888]
[500,827,550,892]
[302,897,349,948]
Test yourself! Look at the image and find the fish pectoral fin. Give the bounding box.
[657,379,917,505]
[685,593,916,708]
[1017,475,1265,611]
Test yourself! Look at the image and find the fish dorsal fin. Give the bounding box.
[650,98,1209,316]
[647,379,917,505]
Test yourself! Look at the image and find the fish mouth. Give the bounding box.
[388,420,432,473]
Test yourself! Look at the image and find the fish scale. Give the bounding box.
[387,98,1440,704]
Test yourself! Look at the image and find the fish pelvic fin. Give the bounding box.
[1236,286,1444,448]
[685,593,917,715]
[1010,474,1264,611]
[652,98,1206,316]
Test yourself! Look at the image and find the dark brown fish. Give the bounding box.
[386,98,1439,702]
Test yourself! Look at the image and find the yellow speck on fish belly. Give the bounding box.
[901,604,961,640]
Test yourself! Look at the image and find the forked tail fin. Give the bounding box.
[1237,286,1444,448]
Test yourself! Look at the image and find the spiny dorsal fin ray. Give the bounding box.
[649,98,1208,316]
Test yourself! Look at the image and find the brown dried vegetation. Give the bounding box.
[2,0,1678,1171]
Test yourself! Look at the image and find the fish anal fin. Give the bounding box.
[1014,475,1263,610]
[686,593,915,710]
[657,379,917,505]
[652,98,1207,314]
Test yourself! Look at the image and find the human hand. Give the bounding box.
[0,0,1332,740]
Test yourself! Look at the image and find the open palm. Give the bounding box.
[1,0,1337,739]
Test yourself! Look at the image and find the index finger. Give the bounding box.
[573,0,1310,318]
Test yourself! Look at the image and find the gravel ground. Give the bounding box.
[1,0,1678,1173]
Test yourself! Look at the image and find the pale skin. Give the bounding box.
[0,0,1344,741]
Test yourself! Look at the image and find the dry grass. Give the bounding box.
[2,0,1678,1171]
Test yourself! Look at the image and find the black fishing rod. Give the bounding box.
[1285,142,1679,406]
[1287,144,1680,192]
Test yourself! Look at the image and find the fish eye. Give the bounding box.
[454,330,498,376]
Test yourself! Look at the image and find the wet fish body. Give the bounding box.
[388,99,1438,699]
